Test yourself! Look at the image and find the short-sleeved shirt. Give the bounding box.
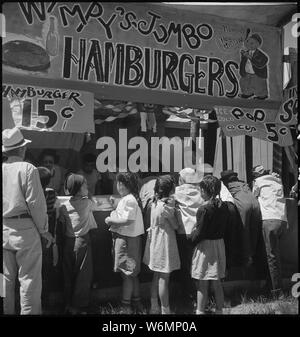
[65,196,98,237]
[175,183,204,235]
[252,174,287,221]
[109,194,144,237]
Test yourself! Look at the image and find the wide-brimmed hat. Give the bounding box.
[220,170,238,182]
[179,168,202,184]
[2,127,31,152]
[252,165,269,178]
[199,163,214,174]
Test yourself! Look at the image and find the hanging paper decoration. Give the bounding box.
[137,103,159,133]
[94,100,138,125]
[93,98,217,126]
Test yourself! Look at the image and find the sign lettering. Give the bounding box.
[2,84,94,133]
[2,2,283,101]
[215,106,293,147]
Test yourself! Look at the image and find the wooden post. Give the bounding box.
[190,119,200,167]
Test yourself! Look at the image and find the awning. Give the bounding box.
[162,2,297,27]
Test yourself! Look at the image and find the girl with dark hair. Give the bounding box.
[143,175,181,314]
[189,175,229,314]
[105,172,145,314]
[62,173,98,314]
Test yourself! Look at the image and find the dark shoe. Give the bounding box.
[132,298,144,314]
[42,308,53,315]
[77,310,87,315]
[239,93,254,99]
[214,309,224,315]
[271,289,285,300]
[253,95,268,100]
[149,306,161,314]
[119,305,133,315]
[120,300,133,314]
[63,305,73,315]
[260,283,271,296]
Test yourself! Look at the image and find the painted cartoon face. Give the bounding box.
[245,37,259,51]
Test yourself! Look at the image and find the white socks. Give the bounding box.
[196,310,205,315]
[150,298,171,314]
[161,306,170,314]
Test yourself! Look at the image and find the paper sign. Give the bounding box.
[2,2,283,102]
[276,86,297,125]
[215,106,293,147]
[2,83,95,133]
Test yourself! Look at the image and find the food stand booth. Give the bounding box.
[2,2,298,295]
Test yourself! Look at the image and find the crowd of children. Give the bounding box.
[36,165,287,315]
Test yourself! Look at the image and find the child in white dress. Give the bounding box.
[105,172,144,314]
[143,175,181,314]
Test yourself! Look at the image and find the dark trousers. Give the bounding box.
[41,239,54,306]
[262,220,285,291]
[172,234,196,301]
[63,233,93,309]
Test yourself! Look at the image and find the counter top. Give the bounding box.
[57,195,121,212]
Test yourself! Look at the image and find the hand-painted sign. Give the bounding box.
[215,106,293,147]
[276,86,297,125]
[2,84,95,133]
[2,2,283,102]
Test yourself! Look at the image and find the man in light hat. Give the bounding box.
[173,167,204,309]
[252,165,287,296]
[2,127,53,314]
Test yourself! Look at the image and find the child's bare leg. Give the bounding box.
[150,272,160,313]
[151,273,159,301]
[196,280,209,314]
[211,280,224,313]
[158,272,170,314]
[121,274,133,303]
